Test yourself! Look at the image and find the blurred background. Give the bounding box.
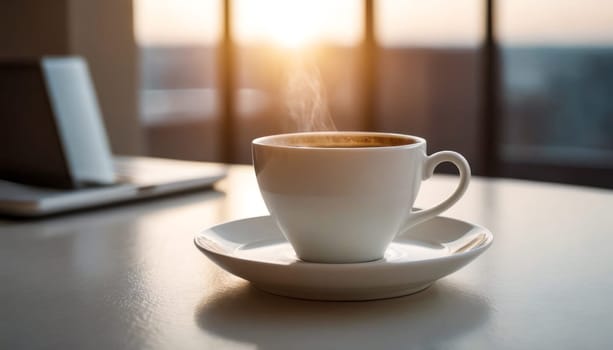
[1,0,612,188]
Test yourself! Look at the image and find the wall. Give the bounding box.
[0,0,143,155]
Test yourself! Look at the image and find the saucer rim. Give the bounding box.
[194,215,493,268]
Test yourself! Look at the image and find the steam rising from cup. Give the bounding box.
[284,60,337,132]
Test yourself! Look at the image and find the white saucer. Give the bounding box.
[194,215,493,301]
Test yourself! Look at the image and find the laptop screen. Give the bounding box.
[0,57,116,188]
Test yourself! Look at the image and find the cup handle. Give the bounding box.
[401,151,471,232]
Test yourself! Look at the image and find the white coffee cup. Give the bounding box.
[252,131,470,263]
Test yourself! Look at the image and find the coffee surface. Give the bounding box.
[280,135,415,148]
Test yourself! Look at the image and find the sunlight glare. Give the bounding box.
[234,0,361,48]
[267,1,320,48]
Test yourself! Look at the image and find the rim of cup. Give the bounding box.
[252,131,426,150]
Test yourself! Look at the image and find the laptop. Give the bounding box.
[0,56,227,217]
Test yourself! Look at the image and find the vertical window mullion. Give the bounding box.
[482,0,500,177]
[220,0,235,163]
[363,0,377,131]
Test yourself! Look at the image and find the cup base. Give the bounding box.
[296,255,385,264]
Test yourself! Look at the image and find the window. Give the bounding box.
[376,0,484,173]
[134,0,613,187]
[134,0,222,161]
[134,0,363,162]
[498,0,613,187]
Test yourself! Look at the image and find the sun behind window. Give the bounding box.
[233,0,362,48]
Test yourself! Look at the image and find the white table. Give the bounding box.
[1,165,612,349]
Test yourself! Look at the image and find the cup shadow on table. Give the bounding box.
[195,281,491,349]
